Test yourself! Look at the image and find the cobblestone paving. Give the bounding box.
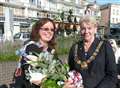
[0,61,17,87]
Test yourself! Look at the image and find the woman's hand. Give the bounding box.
[63,80,76,88]
[15,68,22,77]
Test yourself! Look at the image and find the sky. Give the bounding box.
[89,0,120,5]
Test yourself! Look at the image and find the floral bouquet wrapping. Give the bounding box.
[68,70,83,88]
[16,48,83,88]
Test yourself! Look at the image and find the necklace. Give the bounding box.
[74,41,103,70]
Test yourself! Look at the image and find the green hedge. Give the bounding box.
[0,41,22,61]
[56,34,80,55]
[0,54,19,61]
[56,36,76,55]
[0,35,80,61]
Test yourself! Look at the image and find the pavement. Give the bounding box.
[0,61,17,88]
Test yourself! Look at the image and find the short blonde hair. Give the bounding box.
[79,16,98,27]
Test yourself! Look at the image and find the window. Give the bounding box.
[29,0,36,5]
[113,9,115,15]
[116,9,119,15]
[5,0,9,2]
[116,18,118,23]
[110,28,120,35]
[23,33,30,38]
[13,8,24,17]
[112,18,115,23]
[14,32,30,42]
[14,33,21,39]
[0,6,3,15]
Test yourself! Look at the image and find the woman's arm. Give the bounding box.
[97,41,117,88]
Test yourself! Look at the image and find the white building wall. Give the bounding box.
[49,2,56,11]
[0,0,5,2]
[41,0,49,10]
[28,10,37,17]
[13,22,20,35]
[75,0,80,4]
[57,3,64,11]
[24,7,28,18]
[110,5,120,24]
[4,7,14,41]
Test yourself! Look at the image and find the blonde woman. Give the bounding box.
[64,16,117,88]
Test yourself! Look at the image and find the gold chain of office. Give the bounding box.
[74,41,103,70]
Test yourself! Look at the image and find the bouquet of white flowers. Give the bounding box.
[16,48,83,88]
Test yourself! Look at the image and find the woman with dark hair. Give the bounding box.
[14,18,57,88]
[30,18,56,48]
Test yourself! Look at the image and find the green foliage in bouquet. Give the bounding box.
[26,51,69,88]
[41,79,61,88]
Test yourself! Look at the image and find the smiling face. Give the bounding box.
[80,22,97,42]
[39,22,55,43]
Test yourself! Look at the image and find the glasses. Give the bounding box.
[40,28,55,32]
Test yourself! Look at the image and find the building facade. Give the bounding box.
[100,4,120,34]
[0,0,89,41]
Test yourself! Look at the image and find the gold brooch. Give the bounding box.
[76,60,88,69]
[80,61,88,69]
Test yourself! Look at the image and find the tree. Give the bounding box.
[60,11,65,22]
[67,9,73,23]
[74,16,77,24]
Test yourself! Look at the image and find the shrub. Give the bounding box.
[0,41,22,61]
[56,34,80,55]
[0,54,19,61]
[0,35,80,61]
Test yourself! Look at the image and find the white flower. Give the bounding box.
[29,72,46,83]
[51,49,55,54]
[38,51,53,61]
[28,66,46,83]
[26,55,38,67]
[26,61,38,67]
[26,55,38,61]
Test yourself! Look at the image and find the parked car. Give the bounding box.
[104,34,120,46]
[14,32,30,42]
